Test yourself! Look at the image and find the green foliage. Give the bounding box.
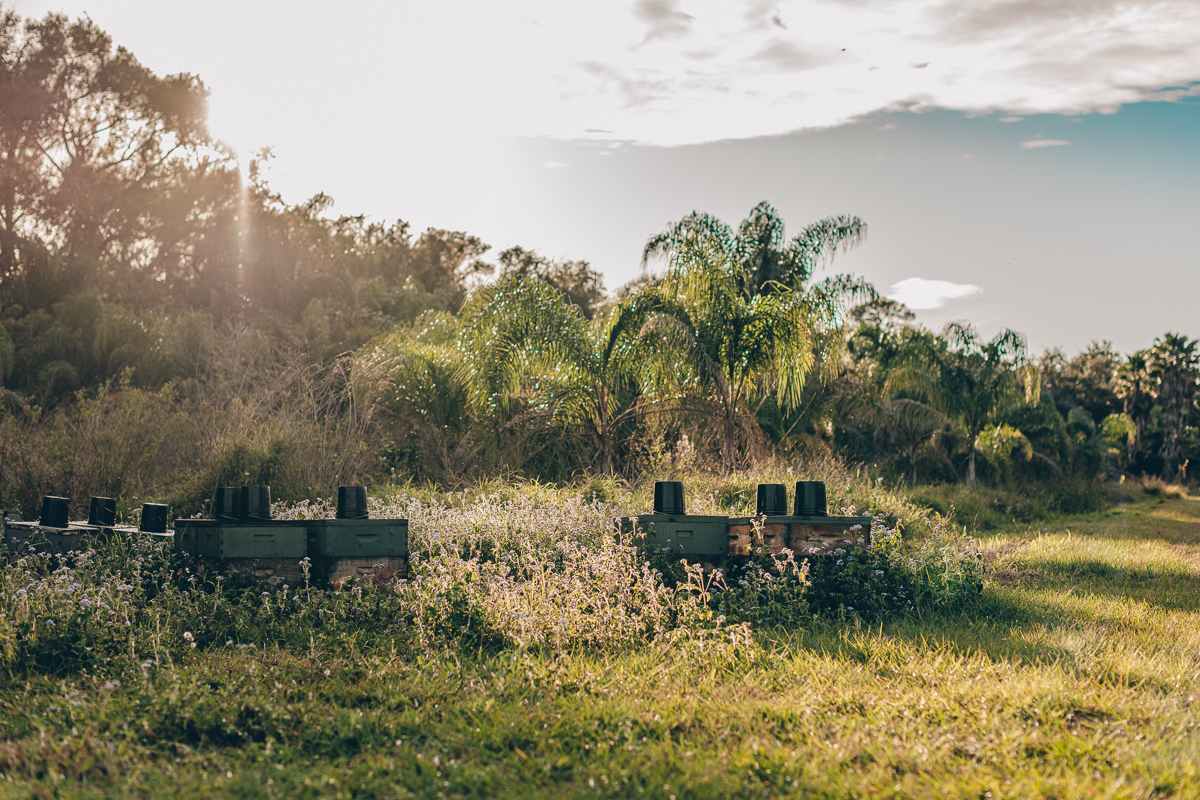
[496,246,607,318]
[0,321,13,386]
[1146,333,1200,479]
[886,323,1037,484]
[352,315,478,481]
[1039,341,1122,422]
[609,203,865,470]
[1101,412,1137,449]
[976,423,1033,481]
[717,550,811,627]
[803,524,984,618]
[909,479,1107,530]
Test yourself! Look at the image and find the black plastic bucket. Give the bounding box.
[793,481,828,516]
[653,481,686,515]
[88,496,117,527]
[337,485,369,520]
[242,485,272,522]
[39,495,69,528]
[140,503,170,533]
[755,483,788,516]
[212,487,240,521]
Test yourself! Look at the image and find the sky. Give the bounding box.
[12,0,1200,354]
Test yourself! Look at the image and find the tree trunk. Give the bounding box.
[598,429,616,475]
[721,407,737,474]
[1,157,16,282]
[967,448,977,485]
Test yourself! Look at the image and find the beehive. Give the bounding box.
[173,485,407,587]
[2,496,172,556]
[621,481,730,563]
[627,480,871,563]
[730,480,871,556]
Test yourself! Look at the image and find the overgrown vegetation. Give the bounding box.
[0,469,983,677]
[2,489,1198,797]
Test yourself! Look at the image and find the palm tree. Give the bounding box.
[352,311,482,481]
[457,273,641,474]
[608,202,867,470]
[1145,333,1200,480]
[889,323,1037,484]
[1115,349,1154,470]
[877,398,944,484]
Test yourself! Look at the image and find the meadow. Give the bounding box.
[2,470,1197,799]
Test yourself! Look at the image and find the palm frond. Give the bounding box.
[783,215,868,284]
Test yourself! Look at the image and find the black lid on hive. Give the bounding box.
[337,485,368,519]
[40,495,70,528]
[793,481,828,516]
[755,483,788,516]
[140,503,170,533]
[653,481,686,515]
[88,496,117,527]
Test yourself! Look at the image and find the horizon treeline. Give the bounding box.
[2,9,1198,514]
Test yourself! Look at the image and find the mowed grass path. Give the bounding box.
[3,498,1200,798]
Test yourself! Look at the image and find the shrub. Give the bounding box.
[718,549,811,627]
[1137,475,1188,499]
[803,519,983,618]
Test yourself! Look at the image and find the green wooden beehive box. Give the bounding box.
[623,481,731,562]
[308,516,409,587]
[174,485,408,587]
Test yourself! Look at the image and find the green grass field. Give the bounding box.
[2,493,1199,799]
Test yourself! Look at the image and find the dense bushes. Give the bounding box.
[0,360,377,519]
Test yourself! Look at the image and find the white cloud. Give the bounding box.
[390,0,1200,146]
[542,160,568,169]
[1021,138,1071,150]
[889,278,982,310]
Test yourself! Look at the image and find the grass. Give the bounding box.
[1,485,1199,798]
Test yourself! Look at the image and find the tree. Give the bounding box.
[1145,333,1200,480]
[609,202,866,470]
[458,273,639,474]
[352,311,479,481]
[1115,349,1154,470]
[1100,412,1137,473]
[0,10,232,307]
[496,246,606,319]
[1040,340,1120,422]
[849,294,915,331]
[975,423,1034,483]
[0,320,13,386]
[891,323,1037,484]
[876,398,943,484]
[241,152,494,350]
